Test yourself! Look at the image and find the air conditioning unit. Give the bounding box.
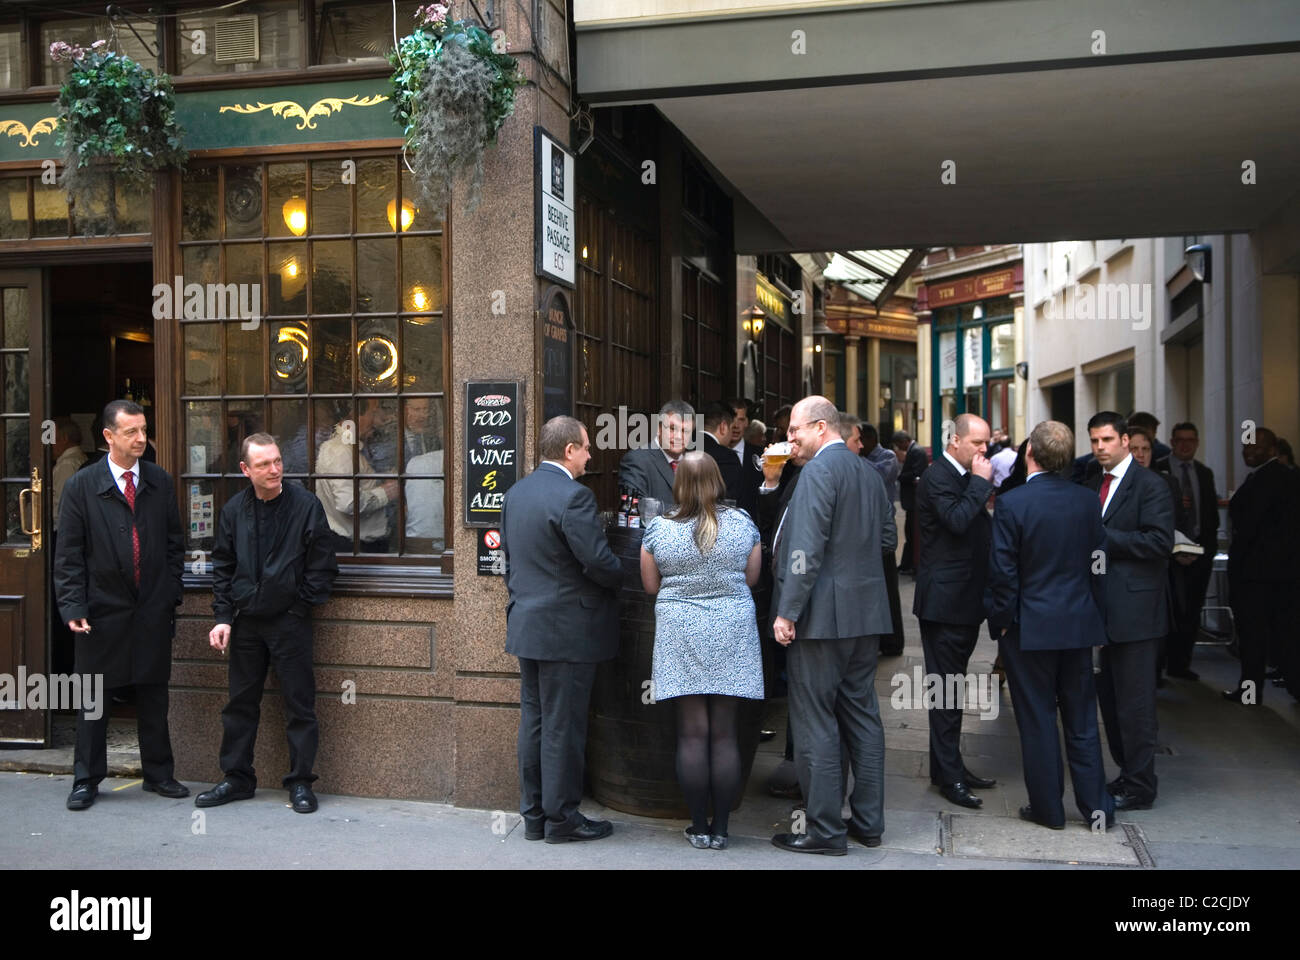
[214,15,260,64]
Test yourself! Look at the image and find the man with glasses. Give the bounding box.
[769,397,894,854]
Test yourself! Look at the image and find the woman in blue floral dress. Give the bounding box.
[640,453,762,849]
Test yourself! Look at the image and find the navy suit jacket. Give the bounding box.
[1087,460,1175,644]
[986,472,1107,651]
[501,463,623,662]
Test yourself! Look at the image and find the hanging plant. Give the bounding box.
[50,40,188,235]
[388,3,526,213]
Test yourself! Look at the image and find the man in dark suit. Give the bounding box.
[701,401,745,508]
[862,423,905,655]
[728,397,764,517]
[987,420,1114,830]
[1086,412,1175,811]
[1224,427,1300,704]
[1129,411,1172,463]
[894,430,928,573]
[1155,422,1219,681]
[55,400,187,810]
[617,400,693,506]
[770,397,895,855]
[501,416,623,842]
[914,413,997,809]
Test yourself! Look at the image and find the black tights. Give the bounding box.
[675,695,741,836]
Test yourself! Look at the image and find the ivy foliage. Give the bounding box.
[53,45,187,234]
[388,10,525,212]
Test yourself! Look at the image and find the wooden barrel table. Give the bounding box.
[586,523,764,818]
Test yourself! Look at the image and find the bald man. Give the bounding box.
[913,413,998,809]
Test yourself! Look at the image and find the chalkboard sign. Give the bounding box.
[540,286,574,422]
[464,380,522,527]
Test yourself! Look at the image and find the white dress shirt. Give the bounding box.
[942,449,967,476]
[106,455,140,497]
[541,459,574,480]
[1100,452,1133,515]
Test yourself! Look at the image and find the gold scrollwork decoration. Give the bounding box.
[218,94,389,131]
[0,117,60,148]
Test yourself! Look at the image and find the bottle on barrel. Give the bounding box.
[617,487,629,527]
[628,496,641,529]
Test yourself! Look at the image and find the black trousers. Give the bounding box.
[218,613,318,789]
[1096,637,1159,799]
[901,507,918,569]
[919,620,980,786]
[517,657,598,837]
[1163,553,1213,673]
[74,682,173,787]
[881,551,905,654]
[1231,578,1294,698]
[786,635,884,844]
[999,630,1112,826]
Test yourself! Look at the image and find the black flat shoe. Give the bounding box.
[290,783,318,813]
[845,825,882,848]
[194,780,255,807]
[523,822,544,841]
[545,817,613,843]
[1106,777,1127,796]
[143,779,190,799]
[962,769,996,789]
[1112,791,1154,811]
[940,781,983,809]
[66,783,97,810]
[1019,805,1065,830]
[770,833,847,856]
[1221,687,1259,705]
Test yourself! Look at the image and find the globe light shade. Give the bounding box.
[281,196,308,236]
[387,198,416,232]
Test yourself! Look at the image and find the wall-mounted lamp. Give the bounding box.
[814,343,822,353]
[743,304,766,341]
[1015,361,1029,380]
[1184,243,1212,283]
[972,304,984,321]
[387,198,417,232]
[282,196,307,236]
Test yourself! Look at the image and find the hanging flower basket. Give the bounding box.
[51,40,188,235]
[388,3,526,213]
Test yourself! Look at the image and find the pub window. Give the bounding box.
[177,0,301,75]
[0,23,21,89]
[314,1,422,65]
[0,173,152,239]
[179,155,448,563]
[40,16,156,86]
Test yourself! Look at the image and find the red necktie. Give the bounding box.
[1098,472,1114,510]
[123,470,141,587]
[670,459,678,472]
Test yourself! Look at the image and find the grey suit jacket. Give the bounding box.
[618,446,678,505]
[501,463,623,662]
[772,442,895,640]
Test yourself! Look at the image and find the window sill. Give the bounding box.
[183,554,454,599]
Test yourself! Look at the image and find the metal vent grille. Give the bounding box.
[214,16,260,64]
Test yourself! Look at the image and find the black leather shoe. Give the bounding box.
[1222,687,1259,705]
[770,833,848,855]
[1106,777,1127,796]
[1112,791,1154,811]
[194,780,255,807]
[523,822,544,841]
[758,729,776,742]
[66,783,97,810]
[940,782,982,809]
[845,824,882,848]
[1019,805,1065,830]
[290,783,318,813]
[1167,668,1199,680]
[545,817,613,843]
[143,779,190,799]
[962,769,996,789]
[767,782,803,800]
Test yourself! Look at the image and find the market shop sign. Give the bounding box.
[464,380,522,527]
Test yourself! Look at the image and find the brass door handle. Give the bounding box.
[18,467,41,552]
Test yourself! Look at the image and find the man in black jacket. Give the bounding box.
[196,433,338,814]
[1224,427,1300,704]
[914,413,997,809]
[702,401,745,509]
[1086,412,1174,811]
[894,430,929,573]
[56,400,186,810]
[1154,422,1219,680]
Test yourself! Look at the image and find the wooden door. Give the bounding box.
[0,270,48,745]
